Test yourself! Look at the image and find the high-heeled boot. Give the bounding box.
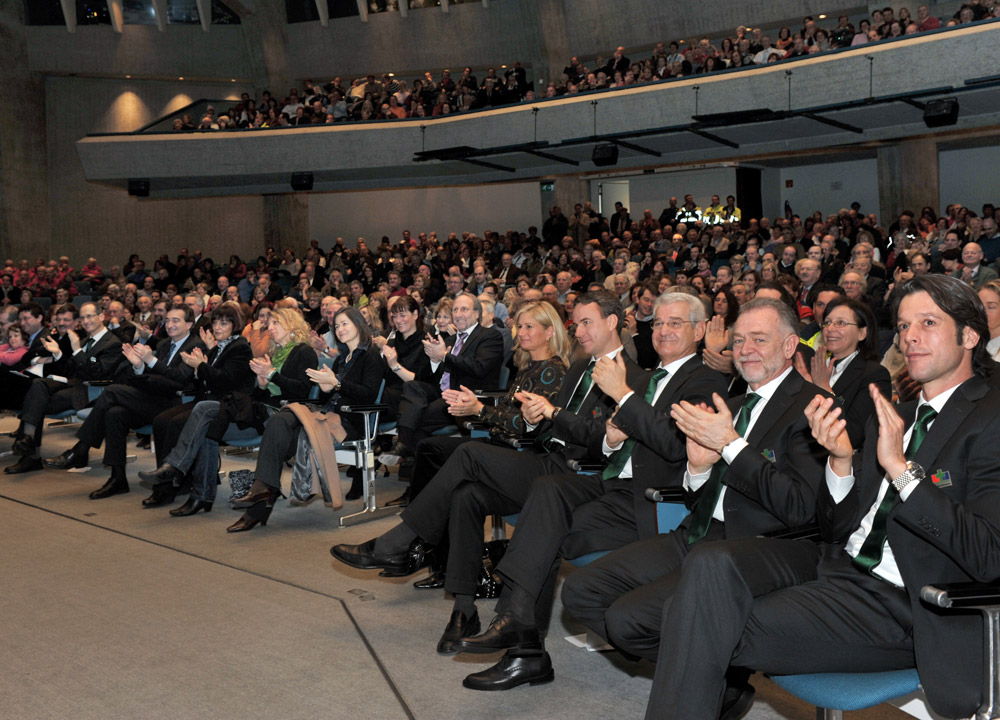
[226,499,274,533]
[231,478,283,509]
[345,467,364,501]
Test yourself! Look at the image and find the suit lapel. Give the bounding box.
[743,371,805,447]
[653,355,699,410]
[911,376,988,470]
[831,355,864,397]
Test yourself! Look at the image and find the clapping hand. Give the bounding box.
[180,347,207,369]
[305,365,338,392]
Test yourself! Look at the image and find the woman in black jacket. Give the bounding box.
[139,306,317,517]
[228,306,385,531]
[380,295,432,419]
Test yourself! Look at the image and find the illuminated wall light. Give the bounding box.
[818,13,827,19]
[178,76,184,80]
[125,74,131,79]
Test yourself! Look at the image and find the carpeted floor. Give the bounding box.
[0,416,915,720]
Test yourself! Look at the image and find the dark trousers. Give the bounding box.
[401,442,570,597]
[496,473,638,631]
[561,518,729,656]
[395,381,453,448]
[1,373,36,411]
[21,379,80,447]
[410,435,473,499]
[645,541,911,720]
[75,384,180,468]
[253,407,302,489]
[152,402,195,467]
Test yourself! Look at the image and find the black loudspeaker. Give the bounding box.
[923,98,959,128]
[290,172,314,191]
[127,179,150,197]
[592,144,619,167]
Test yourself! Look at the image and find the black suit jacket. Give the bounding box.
[721,370,831,536]
[599,355,729,541]
[818,376,1000,718]
[117,333,205,397]
[436,324,504,392]
[530,352,646,467]
[192,336,255,400]
[48,330,124,409]
[830,355,891,449]
[13,328,51,371]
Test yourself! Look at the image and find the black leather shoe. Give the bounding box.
[138,463,182,489]
[136,436,151,449]
[169,498,213,516]
[437,609,481,655]
[44,448,89,470]
[462,648,554,691]
[4,455,42,474]
[231,479,283,509]
[330,538,429,577]
[226,500,273,532]
[89,477,129,499]
[142,485,177,508]
[414,569,445,589]
[456,613,540,654]
[384,491,409,507]
[719,683,755,720]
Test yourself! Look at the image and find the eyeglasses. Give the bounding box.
[821,319,859,329]
[652,319,694,331]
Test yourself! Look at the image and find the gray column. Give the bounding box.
[263,194,309,254]
[229,0,293,95]
[877,138,939,223]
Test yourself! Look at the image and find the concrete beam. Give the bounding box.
[151,0,167,31]
[399,1,408,19]
[314,0,329,27]
[441,0,449,13]
[356,0,368,22]
[58,0,76,32]
[195,0,211,31]
[106,0,124,33]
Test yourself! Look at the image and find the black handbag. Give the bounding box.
[228,469,255,507]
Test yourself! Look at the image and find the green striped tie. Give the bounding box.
[686,393,762,544]
[601,368,669,481]
[852,404,937,574]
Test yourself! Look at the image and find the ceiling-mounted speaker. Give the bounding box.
[592,143,619,167]
[291,172,314,191]
[923,98,959,128]
[127,178,150,197]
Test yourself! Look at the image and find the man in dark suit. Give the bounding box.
[561,297,830,715]
[456,292,728,690]
[0,302,52,411]
[5,302,122,474]
[43,306,204,499]
[332,291,646,648]
[138,303,256,508]
[643,274,1000,720]
[380,292,504,461]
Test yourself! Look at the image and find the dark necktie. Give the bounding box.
[602,368,669,481]
[82,337,95,354]
[852,403,937,574]
[686,393,763,544]
[167,341,179,365]
[566,360,596,414]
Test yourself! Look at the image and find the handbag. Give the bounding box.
[476,539,509,599]
[228,469,255,507]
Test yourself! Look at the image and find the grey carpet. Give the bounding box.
[0,417,912,719]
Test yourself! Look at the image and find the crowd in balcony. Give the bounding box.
[167,2,998,132]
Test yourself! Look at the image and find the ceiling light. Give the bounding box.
[819,14,827,19]
[178,76,184,80]
[125,74,131,78]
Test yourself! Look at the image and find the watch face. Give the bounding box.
[908,462,925,480]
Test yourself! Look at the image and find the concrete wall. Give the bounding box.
[25,24,250,82]
[939,145,1000,215]
[776,158,879,219]
[308,182,543,244]
[45,76,264,267]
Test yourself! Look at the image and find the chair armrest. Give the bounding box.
[921,581,1000,609]
[566,459,604,473]
[644,486,690,504]
[461,421,491,431]
[84,380,113,386]
[339,403,389,414]
[490,435,531,450]
[758,524,822,542]
[474,391,507,406]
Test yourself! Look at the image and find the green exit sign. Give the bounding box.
[540,181,555,192]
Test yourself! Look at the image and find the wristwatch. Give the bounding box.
[891,461,925,493]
